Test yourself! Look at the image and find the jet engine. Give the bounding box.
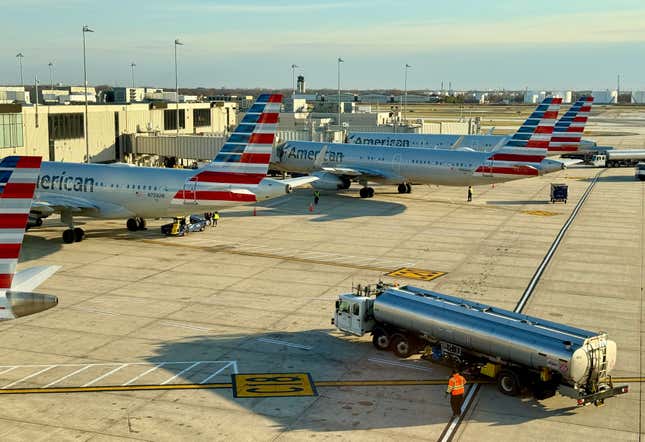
[311,172,351,190]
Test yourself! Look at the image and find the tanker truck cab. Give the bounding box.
[334,293,375,336]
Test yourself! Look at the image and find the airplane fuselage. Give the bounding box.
[35,162,281,219]
[276,141,561,187]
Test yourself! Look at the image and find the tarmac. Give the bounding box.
[0,164,642,441]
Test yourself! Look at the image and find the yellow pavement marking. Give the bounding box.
[232,373,317,398]
[386,267,447,282]
[0,376,640,396]
[522,210,560,217]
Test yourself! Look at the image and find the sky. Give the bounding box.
[2,0,645,91]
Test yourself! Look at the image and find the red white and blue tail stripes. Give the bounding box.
[0,156,42,290]
[475,98,561,177]
[172,93,282,205]
[549,96,593,152]
[504,97,562,150]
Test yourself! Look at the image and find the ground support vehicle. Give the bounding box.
[332,283,628,406]
[550,183,568,203]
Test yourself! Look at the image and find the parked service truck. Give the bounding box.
[333,284,628,406]
[592,150,645,168]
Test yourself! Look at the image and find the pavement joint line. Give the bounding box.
[256,337,313,350]
[140,238,396,272]
[368,357,435,373]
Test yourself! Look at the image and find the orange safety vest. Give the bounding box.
[447,374,466,396]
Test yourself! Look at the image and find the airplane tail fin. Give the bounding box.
[503,97,562,150]
[549,96,593,152]
[0,156,58,320]
[476,98,561,178]
[172,94,282,205]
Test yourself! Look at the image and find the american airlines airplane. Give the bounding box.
[29,94,316,243]
[275,98,565,198]
[0,156,59,320]
[346,96,594,155]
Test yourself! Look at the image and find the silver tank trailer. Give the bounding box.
[373,286,616,387]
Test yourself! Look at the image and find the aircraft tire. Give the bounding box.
[126,218,138,231]
[359,188,369,198]
[73,228,85,242]
[136,217,146,230]
[367,187,375,198]
[405,183,412,193]
[398,183,407,194]
[62,229,75,244]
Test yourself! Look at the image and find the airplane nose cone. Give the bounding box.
[6,292,58,318]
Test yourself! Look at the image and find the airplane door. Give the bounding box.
[183,179,198,205]
[392,153,402,176]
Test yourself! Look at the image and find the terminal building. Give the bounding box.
[0,86,237,164]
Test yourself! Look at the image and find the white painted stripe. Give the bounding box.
[160,361,201,385]
[367,357,434,373]
[0,366,17,377]
[199,362,234,384]
[42,365,92,388]
[0,200,34,211]
[438,384,479,442]
[123,362,166,386]
[2,365,56,389]
[161,321,211,332]
[257,337,313,350]
[70,306,121,317]
[81,363,128,387]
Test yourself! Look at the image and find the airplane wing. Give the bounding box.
[556,158,584,167]
[11,266,61,292]
[282,176,319,188]
[33,193,100,214]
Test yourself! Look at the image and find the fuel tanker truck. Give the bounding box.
[332,283,628,406]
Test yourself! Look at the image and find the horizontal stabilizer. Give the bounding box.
[11,265,61,292]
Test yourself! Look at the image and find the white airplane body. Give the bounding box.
[276,98,564,197]
[347,96,594,155]
[28,94,316,243]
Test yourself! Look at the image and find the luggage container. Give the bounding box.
[550,183,568,203]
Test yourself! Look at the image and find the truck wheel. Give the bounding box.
[497,369,521,396]
[372,329,391,351]
[392,334,414,358]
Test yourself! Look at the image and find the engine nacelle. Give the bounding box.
[311,172,350,190]
[255,178,292,200]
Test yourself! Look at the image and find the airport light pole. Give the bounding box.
[291,64,299,95]
[16,53,24,88]
[174,39,184,141]
[403,64,411,122]
[82,25,94,163]
[48,62,54,91]
[130,62,136,89]
[337,57,344,128]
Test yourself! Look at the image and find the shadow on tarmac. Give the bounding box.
[147,329,582,432]
[485,200,552,206]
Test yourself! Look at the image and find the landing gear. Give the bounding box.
[359,187,375,198]
[62,227,85,244]
[397,183,412,194]
[340,177,351,190]
[127,217,146,231]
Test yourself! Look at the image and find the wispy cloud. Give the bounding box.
[174,1,359,13]
[175,9,645,55]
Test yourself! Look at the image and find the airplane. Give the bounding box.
[0,156,60,320]
[275,98,565,198]
[30,94,317,243]
[346,96,594,155]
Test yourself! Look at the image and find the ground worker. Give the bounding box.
[446,369,467,418]
[313,190,321,206]
[467,186,473,202]
[213,211,220,227]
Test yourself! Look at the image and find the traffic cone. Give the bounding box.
[309,203,314,212]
